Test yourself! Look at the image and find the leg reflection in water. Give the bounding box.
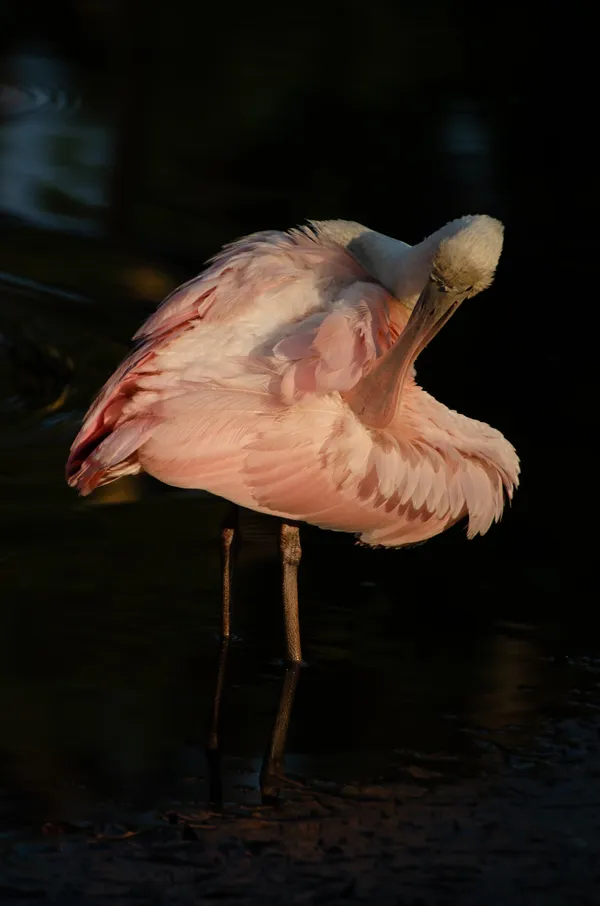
[206,638,229,806]
[260,663,302,805]
[206,640,302,806]
[208,505,303,805]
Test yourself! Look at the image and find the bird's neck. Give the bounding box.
[343,300,417,430]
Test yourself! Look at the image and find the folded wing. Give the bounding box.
[66,227,370,493]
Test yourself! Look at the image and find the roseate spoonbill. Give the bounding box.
[66,215,519,662]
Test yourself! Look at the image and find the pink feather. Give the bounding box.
[67,223,519,548]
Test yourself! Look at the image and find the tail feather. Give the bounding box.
[66,417,157,496]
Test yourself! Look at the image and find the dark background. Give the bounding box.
[0,0,596,839]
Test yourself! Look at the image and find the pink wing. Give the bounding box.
[66,227,369,494]
[237,381,519,546]
[135,374,519,547]
[270,282,394,403]
[135,227,365,340]
[133,319,518,546]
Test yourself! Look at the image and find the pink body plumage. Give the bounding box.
[66,222,519,547]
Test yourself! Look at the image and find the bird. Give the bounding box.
[66,215,519,663]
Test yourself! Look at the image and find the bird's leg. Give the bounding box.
[280,521,303,663]
[260,663,301,804]
[205,506,239,805]
[206,638,229,806]
[220,504,239,640]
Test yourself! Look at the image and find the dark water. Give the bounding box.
[0,5,597,902]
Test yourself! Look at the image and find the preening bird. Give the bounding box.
[66,215,519,662]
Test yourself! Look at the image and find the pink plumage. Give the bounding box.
[66,218,519,548]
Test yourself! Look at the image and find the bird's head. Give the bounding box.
[400,215,504,357]
[317,215,505,428]
[427,214,504,296]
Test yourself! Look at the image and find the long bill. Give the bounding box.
[343,278,468,430]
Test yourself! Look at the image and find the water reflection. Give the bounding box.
[206,639,301,807]
[1,50,110,233]
[0,318,74,415]
[469,631,543,732]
